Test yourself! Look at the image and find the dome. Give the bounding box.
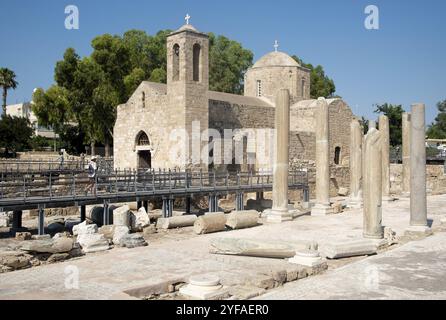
[176,24,199,33]
[252,51,300,68]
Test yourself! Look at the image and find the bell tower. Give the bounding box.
[166,15,209,169]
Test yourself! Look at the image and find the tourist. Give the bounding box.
[85,156,98,196]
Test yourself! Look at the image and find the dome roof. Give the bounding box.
[252,51,300,68]
[177,24,199,33]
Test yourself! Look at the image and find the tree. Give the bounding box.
[374,103,404,146]
[0,68,19,115]
[359,116,369,134]
[291,56,336,99]
[0,115,33,156]
[208,33,253,94]
[32,86,73,135]
[427,99,446,139]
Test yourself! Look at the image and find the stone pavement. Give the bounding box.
[0,194,445,300]
[257,231,446,300]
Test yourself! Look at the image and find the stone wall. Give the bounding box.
[390,164,446,195]
[288,161,350,201]
[244,65,311,104]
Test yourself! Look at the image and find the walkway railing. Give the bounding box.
[0,169,308,211]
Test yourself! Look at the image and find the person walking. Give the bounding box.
[85,156,98,196]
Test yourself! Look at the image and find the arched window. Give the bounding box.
[334,146,341,165]
[137,132,150,146]
[141,91,145,108]
[172,44,180,81]
[301,78,306,97]
[193,43,201,81]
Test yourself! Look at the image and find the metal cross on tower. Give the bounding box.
[185,14,191,25]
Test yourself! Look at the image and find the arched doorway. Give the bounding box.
[136,131,151,169]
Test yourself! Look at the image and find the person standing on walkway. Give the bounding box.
[85,156,98,196]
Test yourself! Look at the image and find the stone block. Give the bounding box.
[15,232,32,241]
[130,207,150,232]
[0,250,31,270]
[72,221,98,236]
[77,233,110,253]
[249,275,276,290]
[120,233,148,249]
[20,237,74,254]
[112,226,130,246]
[321,239,378,259]
[113,205,130,227]
[228,285,266,300]
[337,187,349,196]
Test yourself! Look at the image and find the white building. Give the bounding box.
[5,102,58,139]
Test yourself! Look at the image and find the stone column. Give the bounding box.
[267,89,292,223]
[379,115,392,201]
[348,119,363,208]
[363,128,383,239]
[311,98,334,216]
[402,112,411,195]
[406,104,431,235]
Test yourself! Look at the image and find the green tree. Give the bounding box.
[208,33,253,94]
[32,86,73,135]
[0,68,19,115]
[0,115,33,156]
[291,56,336,99]
[55,48,79,91]
[124,67,146,97]
[359,116,369,134]
[374,103,404,146]
[427,99,446,139]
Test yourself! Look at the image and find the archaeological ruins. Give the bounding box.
[0,17,445,301]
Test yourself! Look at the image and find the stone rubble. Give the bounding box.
[119,233,148,249]
[130,207,151,232]
[112,226,131,246]
[72,221,98,236]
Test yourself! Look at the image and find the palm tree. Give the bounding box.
[0,68,19,116]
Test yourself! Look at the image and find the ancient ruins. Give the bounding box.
[0,17,445,301]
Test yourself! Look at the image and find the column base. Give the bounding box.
[363,232,384,240]
[405,225,433,236]
[311,204,334,216]
[288,252,325,267]
[265,209,293,223]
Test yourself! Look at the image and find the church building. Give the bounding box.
[113,19,354,171]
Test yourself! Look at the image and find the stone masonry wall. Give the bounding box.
[390,164,446,195]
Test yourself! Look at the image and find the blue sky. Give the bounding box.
[0,0,445,123]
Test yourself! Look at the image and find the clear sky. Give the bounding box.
[0,0,445,123]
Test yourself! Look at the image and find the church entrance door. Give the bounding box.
[138,150,151,169]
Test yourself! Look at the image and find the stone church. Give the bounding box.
[113,21,354,171]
